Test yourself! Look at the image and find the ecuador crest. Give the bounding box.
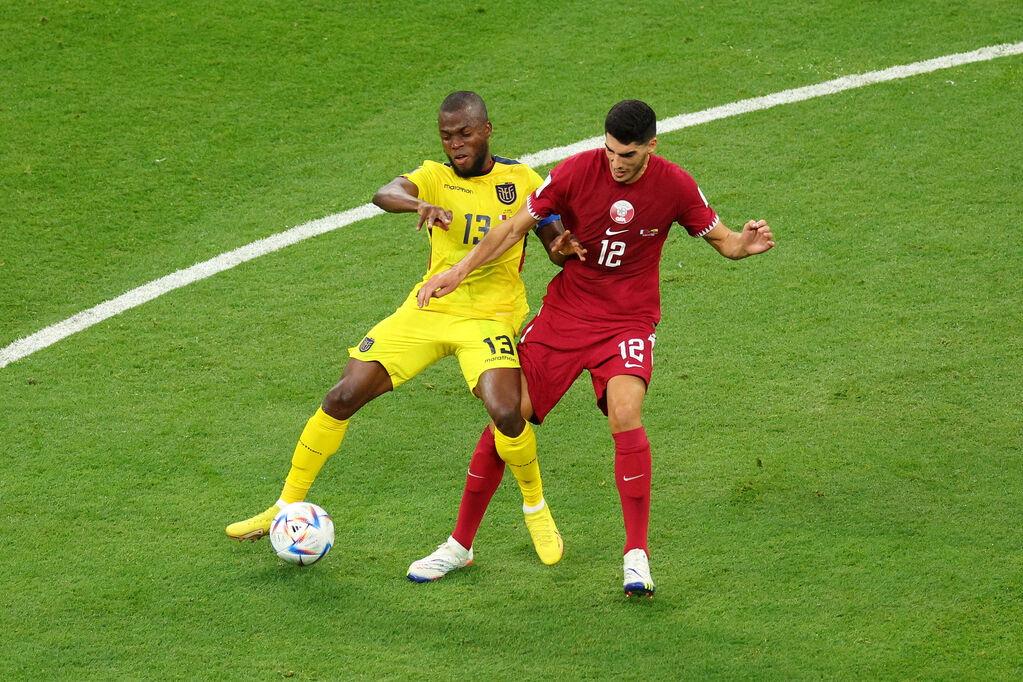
[495,183,517,205]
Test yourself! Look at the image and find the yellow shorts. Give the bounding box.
[348,305,522,391]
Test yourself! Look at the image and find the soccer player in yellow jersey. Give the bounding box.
[225,91,565,579]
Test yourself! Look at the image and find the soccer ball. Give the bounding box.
[269,502,334,566]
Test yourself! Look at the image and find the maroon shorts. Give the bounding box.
[519,308,656,423]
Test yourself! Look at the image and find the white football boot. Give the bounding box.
[623,548,656,597]
[407,536,473,582]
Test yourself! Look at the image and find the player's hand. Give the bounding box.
[416,268,464,308]
[416,204,453,231]
[741,219,775,255]
[550,230,587,261]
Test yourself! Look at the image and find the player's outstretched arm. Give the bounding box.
[702,219,775,259]
[372,176,453,231]
[416,204,539,307]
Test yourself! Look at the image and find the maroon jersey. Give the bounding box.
[526,149,718,329]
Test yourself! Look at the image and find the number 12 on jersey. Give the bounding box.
[598,239,626,267]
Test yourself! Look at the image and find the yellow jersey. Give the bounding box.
[401,157,544,329]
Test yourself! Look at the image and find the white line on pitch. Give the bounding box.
[3,41,1022,369]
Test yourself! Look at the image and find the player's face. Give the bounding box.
[439,108,493,178]
[604,133,657,184]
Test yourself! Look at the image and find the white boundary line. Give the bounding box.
[3,41,1022,370]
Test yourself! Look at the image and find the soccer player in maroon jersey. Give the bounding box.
[415,99,775,596]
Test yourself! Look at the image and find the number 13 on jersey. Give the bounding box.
[463,213,509,245]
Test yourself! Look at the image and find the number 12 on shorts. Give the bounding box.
[618,334,656,366]
[484,335,515,355]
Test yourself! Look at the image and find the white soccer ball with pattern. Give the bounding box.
[269,502,334,566]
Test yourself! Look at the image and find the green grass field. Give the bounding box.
[3,1,1022,678]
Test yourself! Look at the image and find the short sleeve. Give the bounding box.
[526,164,566,220]
[402,163,438,204]
[675,170,718,237]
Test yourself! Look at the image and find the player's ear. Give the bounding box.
[647,136,658,153]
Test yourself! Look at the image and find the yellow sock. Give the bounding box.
[280,407,349,504]
[494,422,544,508]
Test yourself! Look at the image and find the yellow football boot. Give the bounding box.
[524,502,564,565]
[225,505,280,541]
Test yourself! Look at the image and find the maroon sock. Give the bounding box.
[452,427,505,549]
[613,427,652,554]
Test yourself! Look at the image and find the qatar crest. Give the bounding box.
[495,183,517,205]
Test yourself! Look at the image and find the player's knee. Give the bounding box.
[608,404,643,433]
[322,383,362,421]
[323,362,392,420]
[491,405,525,438]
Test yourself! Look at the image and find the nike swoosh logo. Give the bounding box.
[605,228,629,236]
[624,362,643,368]
[467,471,486,479]
[623,474,645,481]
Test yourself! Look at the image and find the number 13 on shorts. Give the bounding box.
[484,335,515,355]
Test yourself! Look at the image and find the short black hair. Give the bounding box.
[440,91,489,124]
[604,99,656,145]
